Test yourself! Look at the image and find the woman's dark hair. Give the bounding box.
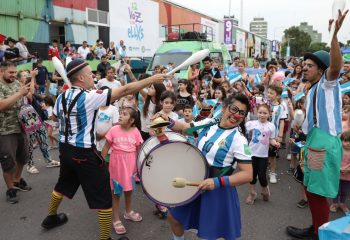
[160,90,176,103]
[124,107,141,129]
[214,86,227,100]
[291,64,303,79]
[223,93,250,135]
[143,83,166,117]
[178,79,192,94]
[43,96,55,107]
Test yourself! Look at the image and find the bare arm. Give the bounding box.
[327,10,349,81]
[101,141,111,159]
[0,83,30,111]
[277,120,285,142]
[110,74,166,103]
[124,64,137,82]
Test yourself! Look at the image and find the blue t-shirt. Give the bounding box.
[36,66,48,86]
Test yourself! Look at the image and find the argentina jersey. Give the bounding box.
[196,121,252,167]
[302,74,342,136]
[270,104,287,138]
[54,87,111,148]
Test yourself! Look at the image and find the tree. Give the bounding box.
[280,27,312,57]
[307,42,330,53]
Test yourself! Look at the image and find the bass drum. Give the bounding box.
[137,132,187,174]
[139,141,208,207]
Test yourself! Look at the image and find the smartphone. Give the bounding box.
[32,62,38,70]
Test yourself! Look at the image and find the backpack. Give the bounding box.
[18,99,43,133]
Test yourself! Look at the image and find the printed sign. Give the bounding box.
[224,19,233,45]
[109,0,160,57]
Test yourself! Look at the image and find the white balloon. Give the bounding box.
[167,49,210,76]
[52,57,71,88]
[65,56,72,67]
[327,0,346,47]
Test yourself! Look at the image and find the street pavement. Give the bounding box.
[0,147,347,240]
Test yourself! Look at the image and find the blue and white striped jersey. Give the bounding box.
[270,103,288,138]
[53,87,111,148]
[194,118,252,167]
[302,74,342,136]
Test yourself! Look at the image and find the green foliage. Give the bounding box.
[280,27,312,57]
[307,42,330,53]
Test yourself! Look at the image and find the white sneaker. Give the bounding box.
[287,154,291,160]
[46,160,60,168]
[27,165,39,174]
[269,172,277,184]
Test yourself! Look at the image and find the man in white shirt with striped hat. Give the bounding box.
[40,58,166,240]
[287,9,348,240]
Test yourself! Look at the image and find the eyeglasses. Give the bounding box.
[228,105,247,117]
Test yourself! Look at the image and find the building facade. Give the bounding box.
[0,0,109,59]
[250,17,268,38]
[298,22,322,43]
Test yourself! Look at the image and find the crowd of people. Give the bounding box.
[0,10,349,240]
[0,35,128,64]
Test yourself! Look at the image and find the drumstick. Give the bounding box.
[167,49,210,76]
[172,178,200,188]
[52,56,71,88]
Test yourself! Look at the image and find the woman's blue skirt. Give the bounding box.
[169,186,242,240]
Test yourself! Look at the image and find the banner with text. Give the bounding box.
[109,0,160,57]
[201,18,220,42]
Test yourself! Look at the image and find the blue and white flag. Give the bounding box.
[227,72,242,84]
[247,82,253,92]
[283,77,295,86]
[281,88,289,98]
[341,81,350,94]
[192,103,200,117]
[245,68,266,75]
[293,91,305,101]
[213,103,223,118]
[254,74,262,85]
[295,141,305,148]
[204,99,218,107]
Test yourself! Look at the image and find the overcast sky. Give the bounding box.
[167,0,350,43]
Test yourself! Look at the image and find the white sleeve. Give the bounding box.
[232,133,252,161]
[192,118,219,134]
[280,104,288,119]
[84,89,112,111]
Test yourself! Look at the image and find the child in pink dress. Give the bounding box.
[102,107,143,235]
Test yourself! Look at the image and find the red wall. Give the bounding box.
[53,0,97,11]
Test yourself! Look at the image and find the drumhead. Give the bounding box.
[140,141,208,207]
[137,132,187,174]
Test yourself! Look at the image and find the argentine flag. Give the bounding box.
[227,72,242,84]
[293,91,305,101]
[281,88,289,98]
[204,99,218,107]
[192,103,200,118]
[341,81,350,94]
[254,74,262,85]
[213,103,223,118]
[283,77,295,86]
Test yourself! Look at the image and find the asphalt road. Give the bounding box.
[0,147,347,240]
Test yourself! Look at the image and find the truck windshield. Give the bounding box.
[149,52,192,70]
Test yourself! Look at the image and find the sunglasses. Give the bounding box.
[228,105,247,117]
